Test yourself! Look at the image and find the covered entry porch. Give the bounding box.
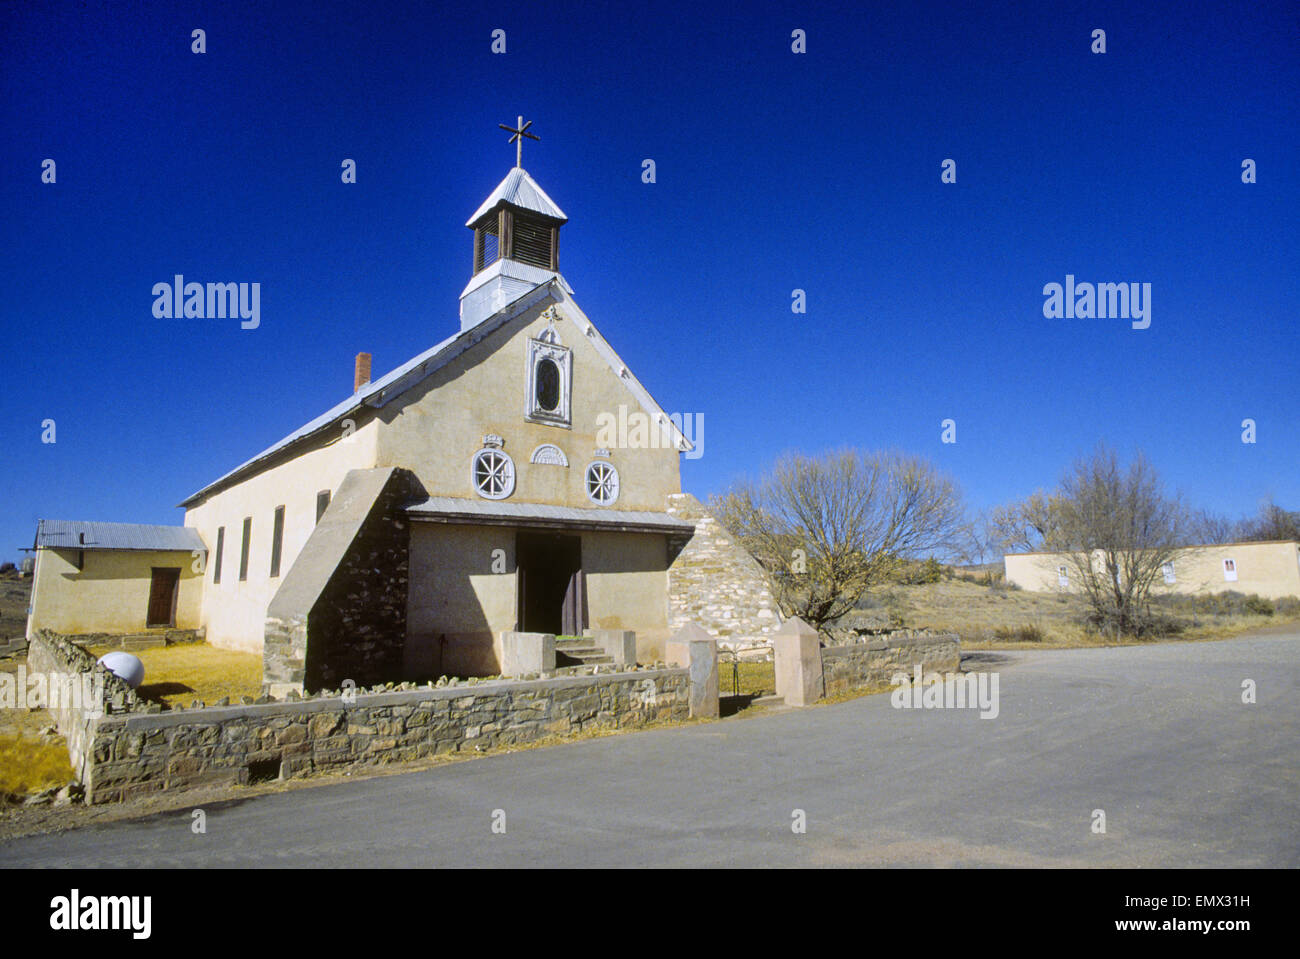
[402,497,693,679]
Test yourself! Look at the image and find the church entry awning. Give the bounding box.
[404,497,694,536]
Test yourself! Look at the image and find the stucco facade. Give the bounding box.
[27,162,767,690]
[181,418,381,652]
[1004,540,1300,600]
[28,547,204,636]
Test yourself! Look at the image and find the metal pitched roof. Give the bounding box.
[177,282,562,508]
[179,276,692,508]
[35,520,205,552]
[405,497,694,534]
[466,166,568,225]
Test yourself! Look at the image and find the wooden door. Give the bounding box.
[146,567,181,628]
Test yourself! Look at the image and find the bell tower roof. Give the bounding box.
[459,118,570,333]
[465,166,568,227]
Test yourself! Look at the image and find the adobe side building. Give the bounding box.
[1004,540,1300,599]
[27,134,783,692]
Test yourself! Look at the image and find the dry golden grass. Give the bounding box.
[86,642,262,708]
[717,660,776,698]
[0,734,74,797]
[847,578,1300,649]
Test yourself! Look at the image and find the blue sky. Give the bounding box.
[1,0,1297,561]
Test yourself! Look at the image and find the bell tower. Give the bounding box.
[459,117,569,332]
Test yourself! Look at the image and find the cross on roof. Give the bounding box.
[498,115,539,168]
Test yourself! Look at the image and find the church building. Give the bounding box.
[27,122,784,694]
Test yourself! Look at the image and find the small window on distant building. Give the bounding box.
[1223,557,1237,582]
[239,517,252,582]
[1057,565,1069,587]
[213,526,225,584]
[1162,561,1176,585]
[270,506,285,578]
[316,490,331,523]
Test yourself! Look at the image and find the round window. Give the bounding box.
[473,449,515,500]
[585,461,620,505]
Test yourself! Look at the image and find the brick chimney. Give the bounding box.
[354,352,372,393]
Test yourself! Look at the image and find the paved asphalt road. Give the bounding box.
[3,632,1298,867]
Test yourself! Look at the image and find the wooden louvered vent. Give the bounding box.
[474,216,501,273]
[510,214,555,270]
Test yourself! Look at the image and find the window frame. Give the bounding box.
[585,460,621,506]
[269,505,285,578]
[239,516,252,582]
[525,335,572,428]
[213,526,225,584]
[472,448,516,500]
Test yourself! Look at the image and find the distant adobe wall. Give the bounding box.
[1005,541,1300,600]
[665,493,782,658]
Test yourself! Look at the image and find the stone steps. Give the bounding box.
[555,640,612,666]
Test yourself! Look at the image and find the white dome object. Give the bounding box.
[97,652,145,689]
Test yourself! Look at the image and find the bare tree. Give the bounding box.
[989,490,1063,554]
[1047,445,1187,635]
[1186,508,1243,545]
[708,449,966,630]
[1240,498,1300,542]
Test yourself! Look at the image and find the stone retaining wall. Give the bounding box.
[820,632,961,698]
[26,630,158,782]
[27,628,203,652]
[76,668,690,804]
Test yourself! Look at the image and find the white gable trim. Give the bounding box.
[180,277,690,507]
[550,286,693,453]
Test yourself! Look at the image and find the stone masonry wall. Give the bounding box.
[26,630,159,781]
[265,467,422,694]
[80,668,690,804]
[666,493,782,658]
[820,632,961,698]
[305,470,420,690]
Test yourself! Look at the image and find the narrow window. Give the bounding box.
[213,526,225,584]
[1222,558,1237,582]
[239,517,252,582]
[1057,565,1069,588]
[1162,561,1176,585]
[270,505,285,577]
[316,490,331,523]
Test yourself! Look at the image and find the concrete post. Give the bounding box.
[773,616,824,706]
[664,623,719,718]
[501,632,556,677]
[588,628,637,667]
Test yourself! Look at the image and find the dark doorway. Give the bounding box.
[146,567,181,628]
[516,532,586,635]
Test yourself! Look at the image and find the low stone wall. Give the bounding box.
[27,628,203,652]
[26,630,158,783]
[80,668,690,803]
[0,635,27,658]
[820,632,961,698]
